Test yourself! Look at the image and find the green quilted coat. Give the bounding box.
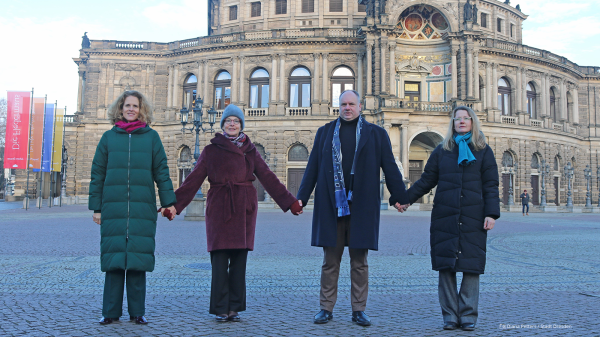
[88,125,176,272]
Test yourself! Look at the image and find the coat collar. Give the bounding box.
[112,125,151,134]
[211,132,255,155]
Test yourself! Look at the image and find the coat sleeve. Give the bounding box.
[254,151,297,212]
[379,128,409,205]
[173,147,208,214]
[296,126,323,205]
[88,132,108,212]
[407,146,441,204]
[152,132,177,208]
[481,145,501,219]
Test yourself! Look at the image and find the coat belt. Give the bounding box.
[211,181,254,222]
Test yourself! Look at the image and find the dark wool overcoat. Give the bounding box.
[173,133,297,252]
[407,142,500,274]
[89,126,176,272]
[296,118,409,250]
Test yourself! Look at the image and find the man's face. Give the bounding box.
[339,92,362,121]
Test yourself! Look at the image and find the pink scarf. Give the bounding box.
[224,132,247,148]
[115,120,147,133]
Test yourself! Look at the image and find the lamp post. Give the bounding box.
[263,152,271,202]
[563,162,574,207]
[180,98,217,198]
[507,162,518,206]
[540,160,550,207]
[584,165,592,207]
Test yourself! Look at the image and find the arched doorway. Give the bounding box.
[408,131,443,203]
[177,146,193,188]
[287,143,309,198]
[530,153,541,205]
[501,151,515,205]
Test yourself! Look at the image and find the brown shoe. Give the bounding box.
[99,317,119,324]
[130,316,148,324]
[526,213,529,216]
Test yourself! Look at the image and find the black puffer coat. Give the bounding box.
[407,142,500,274]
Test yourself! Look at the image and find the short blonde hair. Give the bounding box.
[107,90,153,125]
[442,105,486,151]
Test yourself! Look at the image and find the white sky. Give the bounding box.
[0,0,598,112]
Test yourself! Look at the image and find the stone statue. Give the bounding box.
[516,4,521,11]
[473,2,478,24]
[504,0,510,4]
[81,32,90,49]
[464,0,473,22]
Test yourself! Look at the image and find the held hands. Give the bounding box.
[93,213,101,225]
[483,217,495,230]
[290,200,303,215]
[159,206,177,221]
[394,203,410,213]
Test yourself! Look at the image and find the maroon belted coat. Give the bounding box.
[173,133,297,252]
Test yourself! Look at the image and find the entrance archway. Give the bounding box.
[408,131,443,203]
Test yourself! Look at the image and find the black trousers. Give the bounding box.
[102,269,146,318]
[209,249,249,315]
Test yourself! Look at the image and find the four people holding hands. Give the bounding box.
[90,90,498,331]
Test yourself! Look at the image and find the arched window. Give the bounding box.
[177,146,193,188]
[331,66,355,107]
[554,155,560,171]
[214,71,231,109]
[249,68,269,108]
[531,153,540,169]
[288,144,309,161]
[526,82,536,119]
[183,74,197,110]
[289,67,311,108]
[501,151,514,168]
[550,88,557,122]
[497,77,511,116]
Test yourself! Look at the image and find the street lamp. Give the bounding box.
[563,162,574,207]
[507,162,518,206]
[540,160,550,207]
[180,98,218,197]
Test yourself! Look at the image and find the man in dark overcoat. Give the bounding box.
[296,90,409,326]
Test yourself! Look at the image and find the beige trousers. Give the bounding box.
[320,215,369,312]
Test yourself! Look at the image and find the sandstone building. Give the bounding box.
[17,0,600,208]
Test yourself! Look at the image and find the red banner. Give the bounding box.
[29,98,45,169]
[4,91,31,169]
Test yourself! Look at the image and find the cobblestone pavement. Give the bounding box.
[0,204,598,336]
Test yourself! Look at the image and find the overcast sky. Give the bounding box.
[0,0,598,113]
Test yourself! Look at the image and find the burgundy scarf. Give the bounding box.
[224,132,247,148]
[115,120,147,134]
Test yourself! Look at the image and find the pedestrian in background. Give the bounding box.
[405,106,500,331]
[296,90,409,327]
[166,104,302,322]
[89,90,177,325]
[520,190,530,215]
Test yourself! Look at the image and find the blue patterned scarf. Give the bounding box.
[332,116,363,217]
[454,132,476,166]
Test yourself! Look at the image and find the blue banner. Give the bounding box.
[34,103,55,172]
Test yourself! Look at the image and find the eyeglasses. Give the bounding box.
[452,117,473,122]
[224,119,240,125]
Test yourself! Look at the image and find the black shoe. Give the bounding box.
[314,309,333,324]
[228,313,241,322]
[461,323,476,331]
[215,314,228,322]
[352,311,371,326]
[130,316,148,324]
[99,317,119,324]
[443,322,458,330]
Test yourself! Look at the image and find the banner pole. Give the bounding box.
[49,101,57,208]
[25,88,34,211]
[60,106,67,207]
[38,94,48,209]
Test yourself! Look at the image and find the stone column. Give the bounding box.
[231,57,238,103]
[322,53,329,103]
[466,46,474,98]
[380,41,386,94]
[104,63,111,107]
[572,86,579,124]
[76,70,84,113]
[561,79,567,121]
[516,67,522,112]
[357,52,364,99]
[271,54,278,102]
[522,68,528,113]
[492,63,498,109]
[546,75,551,117]
[239,56,245,105]
[313,53,320,102]
[366,42,373,95]
[398,72,404,98]
[389,42,396,96]
[451,45,458,99]
[540,73,547,117]
[486,63,492,108]
[473,50,480,100]
[401,125,409,176]
[203,61,209,106]
[173,64,180,108]
[197,62,203,101]
[279,54,285,102]
[420,77,427,101]
[167,65,173,108]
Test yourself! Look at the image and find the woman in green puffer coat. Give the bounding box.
[89,90,176,325]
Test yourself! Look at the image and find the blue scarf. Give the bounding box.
[332,116,363,217]
[454,132,476,166]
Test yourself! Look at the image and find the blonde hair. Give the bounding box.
[107,90,153,125]
[442,105,487,151]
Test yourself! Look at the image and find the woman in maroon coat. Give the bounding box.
[169,104,302,322]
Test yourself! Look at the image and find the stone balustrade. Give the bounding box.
[530,119,543,128]
[329,107,339,116]
[245,108,268,117]
[501,115,517,125]
[286,107,311,116]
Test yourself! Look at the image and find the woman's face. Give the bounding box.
[453,109,473,135]
[223,116,241,137]
[122,96,140,122]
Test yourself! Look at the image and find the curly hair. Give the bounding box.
[107,90,153,125]
[442,105,487,152]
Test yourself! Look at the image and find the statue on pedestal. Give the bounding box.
[81,32,90,49]
[464,0,473,22]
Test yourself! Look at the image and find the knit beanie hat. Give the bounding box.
[220,104,245,131]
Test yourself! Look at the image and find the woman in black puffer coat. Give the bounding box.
[406,106,500,332]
